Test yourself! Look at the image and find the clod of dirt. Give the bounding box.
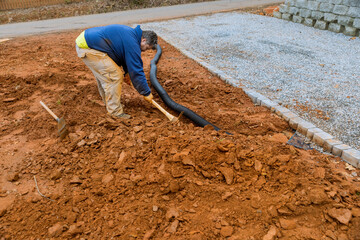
[220,226,233,237]
[268,205,278,217]
[69,176,82,184]
[166,208,179,221]
[352,208,360,217]
[143,228,156,240]
[66,223,83,237]
[254,160,263,172]
[0,209,7,218]
[279,218,297,230]
[6,172,20,182]
[222,191,233,201]
[219,167,234,185]
[277,206,292,216]
[133,125,143,133]
[217,140,234,152]
[327,208,352,225]
[48,223,64,237]
[308,188,329,205]
[3,97,17,103]
[114,151,127,169]
[169,181,180,193]
[262,226,278,240]
[50,169,62,180]
[168,219,179,233]
[152,206,159,212]
[325,230,337,240]
[102,173,114,184]
[77,139,86,147]
[181,157,195,167]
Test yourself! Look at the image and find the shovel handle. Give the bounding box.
[151,100,176,122]
[40,101,59,121]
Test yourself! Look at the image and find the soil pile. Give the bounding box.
[0,32,360,239]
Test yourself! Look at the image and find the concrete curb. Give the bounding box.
[159,35,360,168]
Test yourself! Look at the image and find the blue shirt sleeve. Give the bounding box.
[123,37,151,96]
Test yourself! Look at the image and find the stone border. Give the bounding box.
[159,35,360,168]
[274,0,360,37]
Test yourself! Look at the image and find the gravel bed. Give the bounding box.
[141,11,360,151]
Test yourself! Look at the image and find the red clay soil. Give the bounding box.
[0,32,360,240]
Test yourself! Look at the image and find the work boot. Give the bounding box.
[115,113,131,119]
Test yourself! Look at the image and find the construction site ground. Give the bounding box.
[1,8,360,240]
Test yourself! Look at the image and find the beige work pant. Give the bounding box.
[76,44,125,117]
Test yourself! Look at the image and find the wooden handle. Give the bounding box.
[151,100,176,121]
[40,101,59,121]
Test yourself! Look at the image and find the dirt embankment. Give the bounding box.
[0,31,360,239]
[0,0,212,24]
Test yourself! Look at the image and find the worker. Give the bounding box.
[75,24,157,119]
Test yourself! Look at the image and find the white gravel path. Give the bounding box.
[141,11,360,151]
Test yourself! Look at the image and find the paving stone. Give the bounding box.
[260,99,279,111]
[304,18,316,26]
[273,11,282,19]
[343,25,358,35]
[289,7,300,15]
[280,4,290,13]
[289,117,304,129]
[332,144,351,157]
[297,120,316,135]
[324,13,338,22]
[296,0,309,8]
[246,91,261,103]
[341,148,360,167]
[314,20,329,30]
[289,0,296,6]
[282,13,293,21]
[348,7,360,18]
[256,95,269,105]
[312,131,334,147]
[282,111,298,122]
[323,139,343,152]
[330,0,343,4]
[354,18,360,28]
[274,106,291,117]
[347,0,360,7]
[308,1,321,10]
[320,3,335,12]
[312,11,325,20]
[338,15,353,25]
[333,5,350,15]
[306,127,323,140]
[329,23,345,32]
[300,9,312,18]
[293,15,305,23]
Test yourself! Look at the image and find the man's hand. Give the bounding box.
[143,93,153,103]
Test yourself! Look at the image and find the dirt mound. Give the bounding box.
[0,32,360,239]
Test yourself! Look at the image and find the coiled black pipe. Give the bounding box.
[150,44,225,132]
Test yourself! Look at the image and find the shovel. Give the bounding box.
[40,101,69,139]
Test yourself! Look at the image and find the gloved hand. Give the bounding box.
[143,93,153,103]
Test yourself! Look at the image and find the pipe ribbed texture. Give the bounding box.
[150,44,224,132]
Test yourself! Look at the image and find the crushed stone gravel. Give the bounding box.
[141,11,360,151]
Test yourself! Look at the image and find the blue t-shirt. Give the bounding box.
[85,24,151,96]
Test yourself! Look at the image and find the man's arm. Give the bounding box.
[124,41,151,96]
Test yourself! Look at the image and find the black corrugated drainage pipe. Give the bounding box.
[150,44,230,134]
